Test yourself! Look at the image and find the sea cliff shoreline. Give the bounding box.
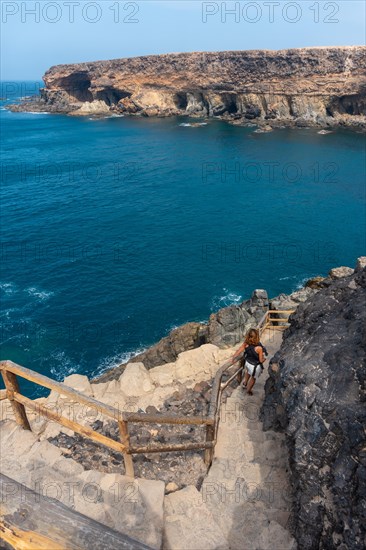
[8,46,366,131]
[93,264,353,383]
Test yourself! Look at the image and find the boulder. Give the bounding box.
[355,256,366,272]
[328,266,354,278]
[149,363,176,387]
[270,286,318,314]
[174,344,221,384]
[119,363,153,396]
[63,374,93,396]
[117,96,141,113]
[208,289,268,348]
[305,276,328,289]
[165,482,179,494]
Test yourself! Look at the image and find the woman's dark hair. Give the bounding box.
[244,328,260,346]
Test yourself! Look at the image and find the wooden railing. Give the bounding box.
[0,360,214,478]
[258,309,296,336]
[0,308,296,475]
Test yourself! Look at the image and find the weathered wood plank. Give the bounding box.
[0,360,122,421]
[118,420,135,478]
[268,309,296,314]
[204,424,215,466]
[129,441,213,454]
[13,392,126,454]
[0,473,152,550]
[123,412,213,426]
[1,371,31,431]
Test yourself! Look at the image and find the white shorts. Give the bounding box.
[245,361,263,379]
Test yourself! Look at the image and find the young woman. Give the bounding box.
[228,328,266,395]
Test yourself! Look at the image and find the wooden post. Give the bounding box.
[0,389,7,400]
[204,424,215,466]
[1,370,31,430]
[118,420,135,478]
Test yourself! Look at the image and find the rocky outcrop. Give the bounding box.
[261,258,366,549]
[208,289,268,346]
[96,261,358,384]
[9,47,366,128]
[95,290,268,382]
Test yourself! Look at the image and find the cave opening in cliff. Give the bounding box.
[56,72,93,102]
[222,94,238,114]
[95,88,131,106]
[174,93,188,110]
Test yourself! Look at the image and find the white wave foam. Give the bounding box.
[294,275,315,291]
[49,351,79,381]
[0,282,17,295]
[92,345,148,378]
[211,289,243,311]
[179,122,207,127]
[24,287,54,301]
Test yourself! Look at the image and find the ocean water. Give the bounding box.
[1,83,365,396]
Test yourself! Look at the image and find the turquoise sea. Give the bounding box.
[1,82,365,396]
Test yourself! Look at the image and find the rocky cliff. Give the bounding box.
[10,47,366,128]
[261,257,366,549]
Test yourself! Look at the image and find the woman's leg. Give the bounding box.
[243,370,250,387]
[246,376,256,395]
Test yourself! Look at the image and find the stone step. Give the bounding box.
[201,471,292,513]
[245,430,281,443]
[163,485,228,550]
[199,484,296,550]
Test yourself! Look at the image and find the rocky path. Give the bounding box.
[164,330,297,549]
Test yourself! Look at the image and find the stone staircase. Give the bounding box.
[164,330,297,549]
[1,330,296,549]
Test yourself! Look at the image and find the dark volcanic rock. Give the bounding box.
[208,289,268,346]
[261,258,366,549]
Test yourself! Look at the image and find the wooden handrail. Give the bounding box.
[0,360,213,478]
[267,309,296,314]
[0,306,296,475]
[0,361,211,427]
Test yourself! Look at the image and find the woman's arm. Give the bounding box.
[222,342,247,368]
[256,346,266,364]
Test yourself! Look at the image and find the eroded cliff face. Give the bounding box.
[11,47,366,127]
[261,257,366,549]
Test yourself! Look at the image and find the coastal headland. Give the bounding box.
[9,46,366,130]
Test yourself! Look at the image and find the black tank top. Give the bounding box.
[245,344,261,365]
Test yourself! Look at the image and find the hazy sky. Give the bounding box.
[1,0,365,79]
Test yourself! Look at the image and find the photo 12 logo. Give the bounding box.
[1,1,140,24]
[201,1,340,24]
